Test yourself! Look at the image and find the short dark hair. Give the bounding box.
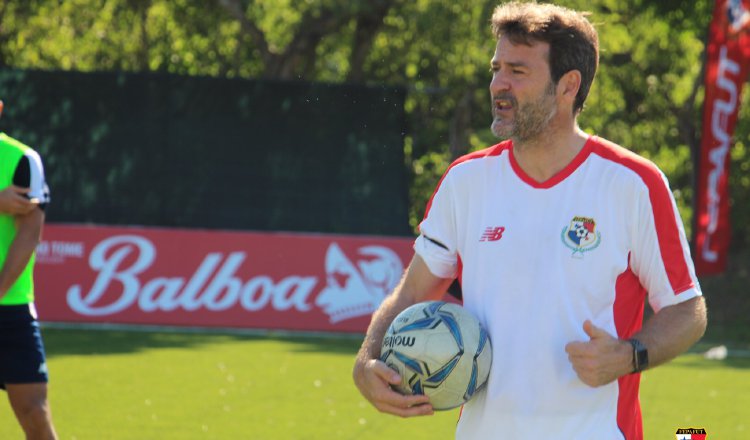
[491,2,599,114]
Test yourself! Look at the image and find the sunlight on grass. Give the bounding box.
[0,329,746,439]
[641,353,750,439]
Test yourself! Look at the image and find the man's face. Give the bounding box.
[489,36,559,142]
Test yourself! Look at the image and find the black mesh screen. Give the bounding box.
[0,69,409,235]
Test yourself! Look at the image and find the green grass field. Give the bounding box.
[0,328,747,439]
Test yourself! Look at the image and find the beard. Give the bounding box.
[491,81,558,142]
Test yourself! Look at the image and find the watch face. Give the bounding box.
[638,348,648,366]
[630,339,648,372]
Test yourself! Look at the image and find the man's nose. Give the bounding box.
[490,71,511,95]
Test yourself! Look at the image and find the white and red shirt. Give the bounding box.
[414,136,701,440]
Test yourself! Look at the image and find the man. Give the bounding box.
[0,100,58,439]
[353,3,707,439]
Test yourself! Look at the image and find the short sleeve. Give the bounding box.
[629,170,701,312]
[13,150,51,205]
[414,171,459,279]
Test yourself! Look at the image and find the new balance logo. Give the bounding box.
[479,226,505,242]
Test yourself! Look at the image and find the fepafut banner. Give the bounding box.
[33,224,424,333]
[694,0,750,274]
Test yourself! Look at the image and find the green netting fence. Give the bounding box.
[0,69,409,236]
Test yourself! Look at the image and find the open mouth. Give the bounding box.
[495,98,513,112]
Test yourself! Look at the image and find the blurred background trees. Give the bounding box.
[2,0,749,250]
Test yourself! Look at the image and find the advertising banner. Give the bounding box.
[694,0,750,274]
[34,224,421,333]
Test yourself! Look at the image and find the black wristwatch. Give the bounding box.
[628,338,649,373]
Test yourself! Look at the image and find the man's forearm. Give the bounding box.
[357,285,416,362]
[356,255,453,362]
[0,209,43,296]
[632,296,707,370]
[564,295,707,387]
[0,186,33,215]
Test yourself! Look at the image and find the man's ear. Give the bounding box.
[557,70,581,103]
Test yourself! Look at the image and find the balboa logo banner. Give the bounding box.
[33,224,428,333]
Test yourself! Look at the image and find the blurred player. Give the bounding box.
[353,3,707,439]
[0,99,58,439]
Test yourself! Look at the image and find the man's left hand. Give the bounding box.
[565,320,633,387]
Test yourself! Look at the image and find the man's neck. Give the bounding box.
[511,124,589,183]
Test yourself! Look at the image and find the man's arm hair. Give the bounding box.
[632,296,707,370]
[356,254,454,363]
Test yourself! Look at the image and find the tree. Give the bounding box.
[1,0,748,247]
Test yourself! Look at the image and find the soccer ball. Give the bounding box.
[573,223,589,239]
[379,301,492,410]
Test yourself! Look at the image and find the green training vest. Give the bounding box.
[0,133,36,305]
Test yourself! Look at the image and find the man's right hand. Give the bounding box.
[0,186,35,215]
[353,357,434,417]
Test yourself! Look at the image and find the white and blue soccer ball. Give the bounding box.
[380,301,492,410]
[573,222,589,239]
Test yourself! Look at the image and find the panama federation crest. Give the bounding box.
[561,216,601,258]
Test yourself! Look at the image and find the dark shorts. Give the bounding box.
[0,304,49,389]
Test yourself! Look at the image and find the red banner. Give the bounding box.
[694,0,750,274]
[33,224,423,333]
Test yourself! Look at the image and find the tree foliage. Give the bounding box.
[1,0,749,248]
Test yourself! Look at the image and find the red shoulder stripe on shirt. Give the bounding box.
[422,141,509,220]
[590,137,694,295]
